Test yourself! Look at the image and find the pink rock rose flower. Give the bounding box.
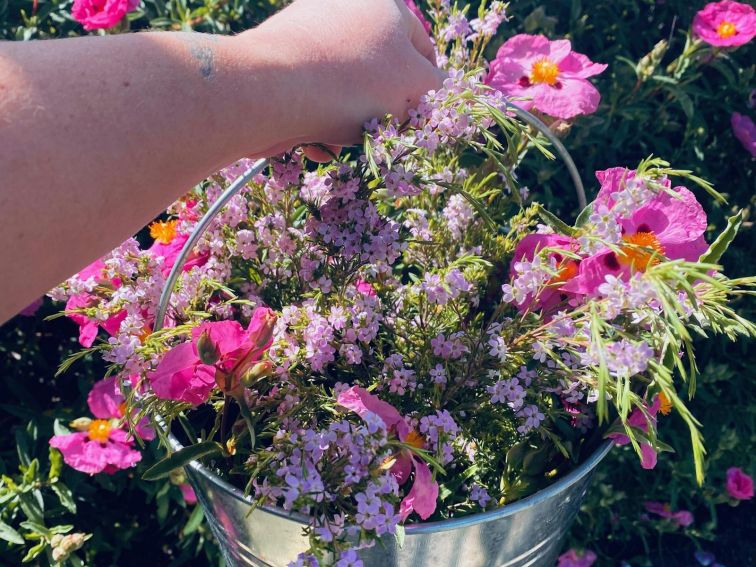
[485,34,607,119]
[337,386,439,521]
[509,233,579,312]
[725,466,754,500]
[692,1,756,47]
[148,232,209,277]
[148,307,276,405]
[558,548,597,567]
[606,396,661,469]
[564,168,708,296]
[644,501,694,527]
[731,112,756,157]
[49,376,152,475]
[72,0,140,31]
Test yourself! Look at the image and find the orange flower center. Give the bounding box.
[618,232,665,272]
[404,430,425,450]
[149,219,178,244]
[530,58,560,86]
[716,21,737,39]
[658,391,672,416]
[549,260,580,284]
[88,419,112,443]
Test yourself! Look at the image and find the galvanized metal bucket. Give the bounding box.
[155,104,601,567]
[172,436,610,567]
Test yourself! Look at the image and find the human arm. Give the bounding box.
[0,0,442,323]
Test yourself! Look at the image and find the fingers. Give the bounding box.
[302,144,342,163]
[394,0,437,66]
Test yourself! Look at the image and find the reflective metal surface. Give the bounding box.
[174,437,611,567]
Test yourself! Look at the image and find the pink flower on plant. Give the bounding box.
[644,501,694,527]
[49,376,153,475]
[564,168,708,296]
[66,292,127,348]
[148,232,209,277]
[725,467,754,500]
[509,233,579,312]
[731,112,756,157]
[557,548,597,567]
[72,0,139,31]
[485,34,607,119]
[692,1,756,47]
[337,386,439,521]
[354,279,377,297]
[148,307,276,405]
[606,396,661,469]
[404,0,432,34]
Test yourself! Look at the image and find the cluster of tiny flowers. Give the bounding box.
[501,255,557,305]
[418,410,460,464]
[597,274,659,320]
[431,333,468,360]
[382,353,418,395]
[469,1,508,40]
[487,372,526,411]
[469,483,491,508]
[579,204,622,254]
[581,339,655,378]
[610,176,656,218]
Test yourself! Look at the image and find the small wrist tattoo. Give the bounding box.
[182,33,219,80]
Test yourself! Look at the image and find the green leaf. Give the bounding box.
[22,541,46,563]
[51,484,77,514]
[142,441,223,481]
[0,520,24,545]
[536,205,577,236]
[699,210,743,265]
[182,504,205,536]
[574,203,593,227]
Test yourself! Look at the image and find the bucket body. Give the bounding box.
[180,441,611,567]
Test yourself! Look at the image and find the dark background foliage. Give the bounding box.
[0,1,753,565]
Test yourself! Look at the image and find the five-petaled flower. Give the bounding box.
[49,376,154,475]
[692,1,756,47]
[485,34,607,119]
[725,466,754,500]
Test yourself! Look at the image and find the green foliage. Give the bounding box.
[1,0,754,564]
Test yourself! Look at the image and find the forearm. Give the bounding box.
[0,31,295,321]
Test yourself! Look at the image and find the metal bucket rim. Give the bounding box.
[169,434,611,534]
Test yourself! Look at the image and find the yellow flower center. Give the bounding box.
[618,232,665,272]
[549,260,580,285]
[88,419,112,443]
[658,391,672,416]
[404,430,426,450]
[716,21,737,39]
[530,58,560,86]
[149,219,178,244]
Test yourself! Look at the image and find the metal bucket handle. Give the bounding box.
[154,103,586,332]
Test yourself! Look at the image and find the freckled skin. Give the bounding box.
[0,0,443,323]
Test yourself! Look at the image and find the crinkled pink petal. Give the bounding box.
[336,386,406,432]
[87,376,123,419]
[532,77,603,119]
[594,168,671,210]
[494,34,552,67]
[390,452,414,486]
[99,436,142,470]
[355,279,377,297]
[562,249,629,296]
[50,432,109,474]
[76,259,107,283]
[149,342,216,405]
[625,187,707,247]
[692,1,756,47]
[191,320,248,358]
[65,293,95,327]
[101,309,127,336]
[77,321,99,348]
[71,0,139,31]
[149,233,209,277]
[558,52,609,79]
[547,39,573,63]
[399,458,439,521]
[731,112,756,157]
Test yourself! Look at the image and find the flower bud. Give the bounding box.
[196,330,221,365]
[248,307,277,350]
[69,417,92,432]
[240,361,275,387]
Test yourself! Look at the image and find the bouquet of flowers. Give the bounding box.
[48,2,756,565]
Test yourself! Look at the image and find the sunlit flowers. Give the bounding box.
[485,34,607,119]
[692,1,756,47]
[71,0,139,31]
[49,376,153,474]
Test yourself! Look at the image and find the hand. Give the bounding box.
[240,0,444,160]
